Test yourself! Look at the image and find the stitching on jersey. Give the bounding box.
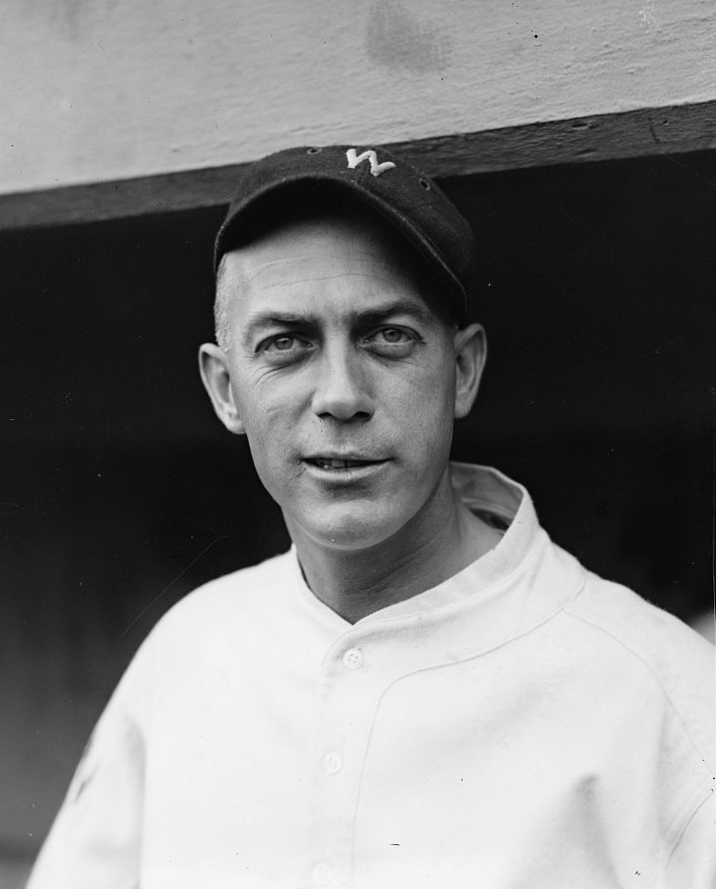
[563,604,713,769]
[663,784,714,872]
[349,568,587,873]
[562,604,715,865]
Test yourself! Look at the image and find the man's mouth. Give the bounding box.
[306,457,383,470]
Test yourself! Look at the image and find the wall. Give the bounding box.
[2,0,716,195]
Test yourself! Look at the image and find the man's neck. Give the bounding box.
[287,477,503,623]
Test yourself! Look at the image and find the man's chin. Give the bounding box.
[286,507,402,554]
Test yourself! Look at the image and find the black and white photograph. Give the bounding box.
[1,1,714,887]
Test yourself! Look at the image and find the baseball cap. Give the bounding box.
[214,144,475,324]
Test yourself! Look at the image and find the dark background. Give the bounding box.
[1,151,713,867]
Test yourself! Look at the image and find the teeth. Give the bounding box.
[313,458,367,469]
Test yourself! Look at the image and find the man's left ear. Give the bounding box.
[453,323,487,419]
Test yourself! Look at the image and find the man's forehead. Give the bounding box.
[230,254,419,292]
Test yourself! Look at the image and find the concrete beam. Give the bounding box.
[2,101,715,229]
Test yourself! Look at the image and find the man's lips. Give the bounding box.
[303,456,388,470]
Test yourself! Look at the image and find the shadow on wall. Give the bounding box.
[0,855,32,889]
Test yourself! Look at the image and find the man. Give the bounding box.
[28,145,714,887]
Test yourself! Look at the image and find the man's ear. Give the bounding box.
[453,323,487,419]
[198,343,246,435]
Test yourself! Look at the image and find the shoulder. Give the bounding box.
[162,549,293,619]
[155,548,296,635]
[110,550,296,712]
[127,549,295,662]
[564,568,713,671]
[562,567,714,764]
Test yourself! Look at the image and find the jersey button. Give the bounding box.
[312,861,333,886]
[323,751,343,775]
[342,647,364,670]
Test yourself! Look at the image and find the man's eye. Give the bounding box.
[378,328,410,343]
[268,335,298,351]
[365,327,418,350]
[261,334,311,354]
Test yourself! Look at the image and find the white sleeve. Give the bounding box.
[664,791,716,888]
[26,653,148,889]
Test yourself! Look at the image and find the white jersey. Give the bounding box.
[28,464,716,888]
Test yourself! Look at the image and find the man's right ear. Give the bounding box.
[198,344,246,435]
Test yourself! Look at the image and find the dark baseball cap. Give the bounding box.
[214,144,475,324]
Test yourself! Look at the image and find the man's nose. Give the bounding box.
[311,345,373,422]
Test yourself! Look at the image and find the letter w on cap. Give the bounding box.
[346,148,396,177]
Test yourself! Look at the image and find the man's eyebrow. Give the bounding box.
[241,310,318,346]
[348,299,435,327]
[241,300,435,345]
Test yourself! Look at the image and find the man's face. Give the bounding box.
[201,212,484,553]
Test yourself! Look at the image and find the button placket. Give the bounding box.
[323,751,343,775]
[308,634,377,887]
[342,647,364,670]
